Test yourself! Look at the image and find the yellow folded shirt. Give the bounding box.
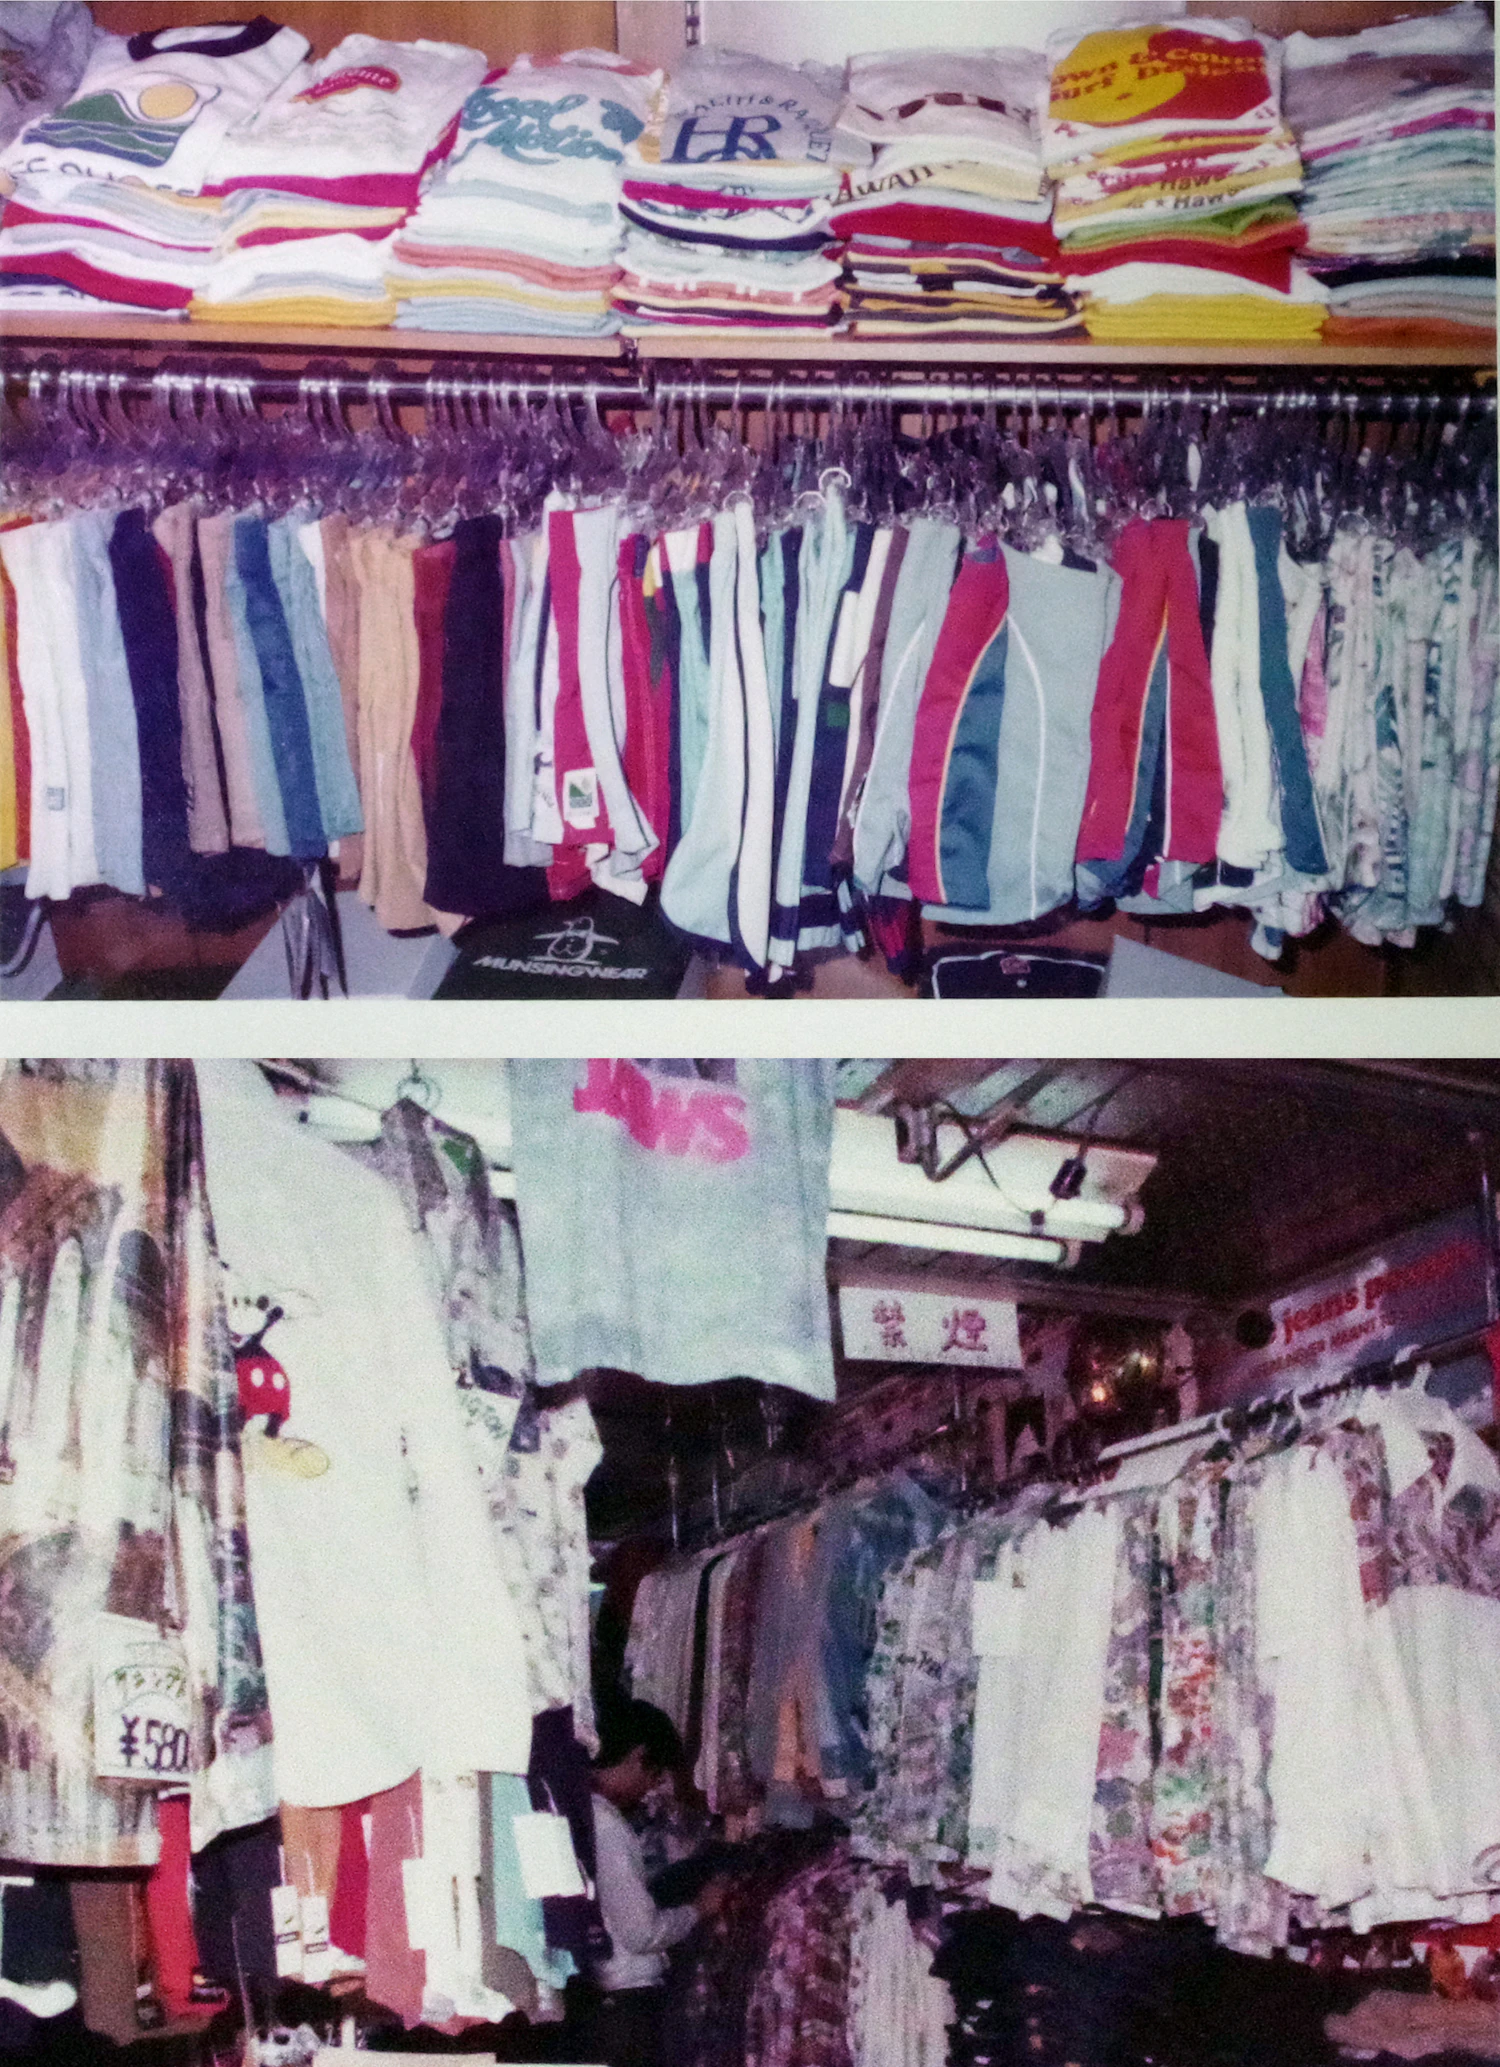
[1083,295,1326,341]
[873,159,1044,204]
[188,294,397,328]
[390,276,611,315]
[930,161,1042,203]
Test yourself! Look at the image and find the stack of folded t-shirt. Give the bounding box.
[1283,3,1495,345]
[830,45,1080,337]
[1043,16,1325,342]
[614,47,865,331]
[0,173,223,311]
[191,32,488,327]
[388,51,658,334]
[0,16,308,313]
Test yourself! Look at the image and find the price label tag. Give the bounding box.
[92,1615,192,1781]
[271,1883,303,1979]
[300,1892,333,1984]
[562,768,599,829]
[511,1813,586,1901]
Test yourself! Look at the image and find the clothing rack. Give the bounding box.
[647,372,1497,419]
[2,352,1494,424]
[0,356,651,416]
[674,1366,1007,1553]
[674,1315,1498,1550]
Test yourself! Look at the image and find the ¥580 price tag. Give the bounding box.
[93,1614,193,1781]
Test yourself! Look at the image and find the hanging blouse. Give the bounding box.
[0,1060,273,1865]
[195,1060,533,1805]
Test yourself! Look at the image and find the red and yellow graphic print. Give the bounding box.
[1050,26,1272,128]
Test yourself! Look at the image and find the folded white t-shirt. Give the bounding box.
[2,18,308,192]
[435,50,661,210]
[1282,2,1492,68]
[840,45,1047,166]
[206,33,488,191]
[652,46,871,171]
[198,229,398,301]
[1069,258,1329,302]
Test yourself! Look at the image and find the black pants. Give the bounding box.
[577,1984,666,2067]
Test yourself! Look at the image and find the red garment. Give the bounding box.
[831,201,1059,261]
[0,248,191,309]
[906,546,1009,907]
[1076,517,1222,865]
[1051,27,1274,129]
[364,1771,426,2027]
[1430,1915,1500,1949]
[546,509,614,851]
[624,178,828,214]
[207,171,422,208]
[1322,315,1497,347]
[233,221,396,248]
[615,534,672,883]
[1,198,211,254]
[1,537,29,860]
[330,1798,371,1957]
[410,538,455,808]
[546,848,593,901]
[144,1794,200,2016]
[1064,243,1297,292]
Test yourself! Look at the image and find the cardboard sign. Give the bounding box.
[92,1615,192,1782]
[1210,1205,1494,1417]
[841,1286,1022,1369]
[271,1883,303,1978]
[299,1892,333,1985]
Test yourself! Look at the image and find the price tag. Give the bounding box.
[511,1813,586,1901]
[92,1615,192,1781]
[562,768,599,829]
[300,1892,333,1985]
[271,1883,303,1978]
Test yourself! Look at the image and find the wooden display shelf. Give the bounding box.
[0,313,1493,374]
[0,312,626,357]
[631,333,1496,371]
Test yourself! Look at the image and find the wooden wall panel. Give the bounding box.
[88,2,618,65]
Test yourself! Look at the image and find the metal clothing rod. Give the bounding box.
[1,356,1492,422]
[2,359,651,413]
[1097,1318,1496,1467]
[648,375,1495,417]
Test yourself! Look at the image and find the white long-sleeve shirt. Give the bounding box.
[591,1793,698,1992]
[196,1061,535,1807]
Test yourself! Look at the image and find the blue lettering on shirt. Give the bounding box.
[669,112,783,162]
[454,87,641,167]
